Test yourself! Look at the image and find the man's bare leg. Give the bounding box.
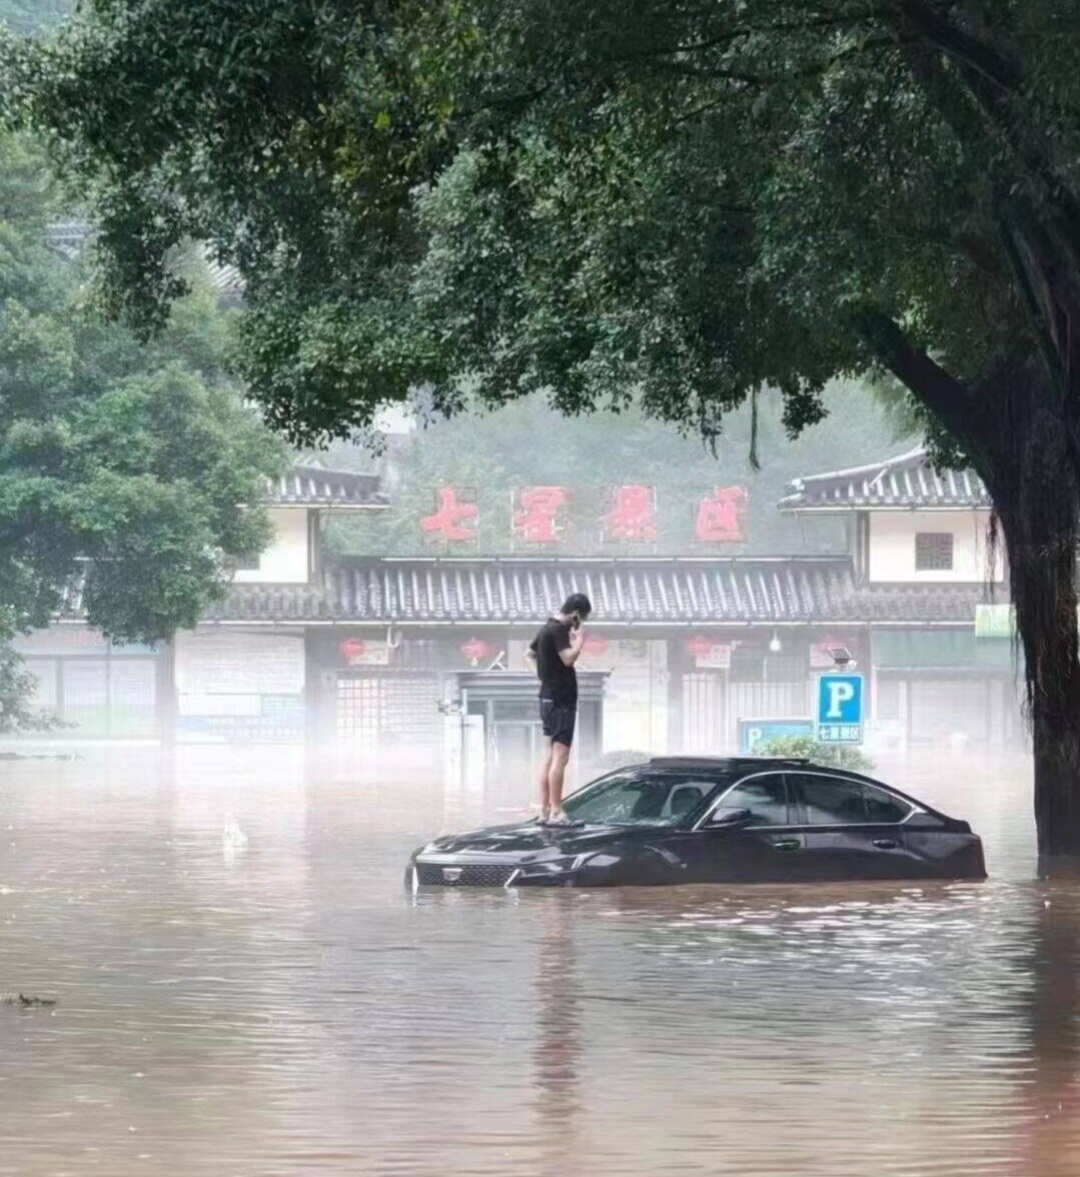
[537,739,554,820]
[547,742,571,820]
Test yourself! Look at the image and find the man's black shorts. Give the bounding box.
[540,698,576,748]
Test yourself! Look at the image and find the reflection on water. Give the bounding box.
[1,747,1078,1175]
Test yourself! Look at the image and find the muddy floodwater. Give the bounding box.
[1,747,1078,1176]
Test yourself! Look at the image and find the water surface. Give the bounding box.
[2,747,1076,1176]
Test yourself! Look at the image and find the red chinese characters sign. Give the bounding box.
[512,486,568,544]
[419,487,478,543]
[695,486,747,543]
[600,485,657,543]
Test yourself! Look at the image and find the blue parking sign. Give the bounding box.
[816,674,864,745]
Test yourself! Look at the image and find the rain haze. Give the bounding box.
[3,3,1080,1177]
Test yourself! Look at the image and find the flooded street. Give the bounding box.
[2,749,1078,1176]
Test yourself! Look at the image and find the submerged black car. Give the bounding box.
[408,757,986,888]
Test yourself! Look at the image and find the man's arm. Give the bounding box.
[525,637,537,669]
[559,627,586,667]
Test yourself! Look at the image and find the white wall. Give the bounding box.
[868,510,1003,583]
[235,508,310,584]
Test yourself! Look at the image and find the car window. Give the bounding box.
[860,783,912,824]
[564,773,721,826]
[791,774,911,825]
[718,775,791,826]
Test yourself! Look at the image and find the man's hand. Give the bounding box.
[561,626,586,666]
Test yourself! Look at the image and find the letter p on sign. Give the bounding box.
[824,681,855,719]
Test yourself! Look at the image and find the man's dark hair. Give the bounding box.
[562,592,592,619]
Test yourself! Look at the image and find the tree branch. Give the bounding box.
[891,0,1021,92]
[851,308,983,448]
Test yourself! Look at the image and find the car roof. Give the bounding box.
[644,756,810,771]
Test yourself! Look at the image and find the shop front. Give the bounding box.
[10,625,163,739]
[870,629,1022,748]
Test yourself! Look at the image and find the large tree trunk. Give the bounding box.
[860,317,1080,871]
[987,383,1080,872]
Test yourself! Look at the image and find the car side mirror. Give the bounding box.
[706,807,753,828]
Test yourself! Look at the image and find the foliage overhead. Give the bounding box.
[16,0,1079,461]
[24,0,1080,859]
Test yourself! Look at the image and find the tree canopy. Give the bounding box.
[0,132,284,729]
[18,0,1076,453]
[21,0,1080,860]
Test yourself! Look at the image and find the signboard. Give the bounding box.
[10,626,154,657]
[695,643,733,670]
[177,695,305,742]
[176,632,305,695]
[738,718,814,754]
[694,486,747,543]
[600,485,657,543]
[973,603,1080,639]
[816,673,864,745]
[339,638,391,667]
[512,486,568,545]
[419,487,479,543]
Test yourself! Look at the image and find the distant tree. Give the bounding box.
[0,642,63,733]
[23,2,1080,865]
[0,133,284,729]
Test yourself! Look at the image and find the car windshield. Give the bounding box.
[563,771,724,826]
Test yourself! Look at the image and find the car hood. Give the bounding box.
[419,820,644,856]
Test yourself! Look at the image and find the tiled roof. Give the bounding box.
[208,557,991,626]
[780,448,990,511]
[269,464,388,509]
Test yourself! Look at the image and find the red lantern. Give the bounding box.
[340,637,366,664]
[686,634,713,660]
[582,632,609,657]
[461,637,492,665]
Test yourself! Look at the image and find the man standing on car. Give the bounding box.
[525,592,592,824]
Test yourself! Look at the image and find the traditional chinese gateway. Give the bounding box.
[11,449,1021,770]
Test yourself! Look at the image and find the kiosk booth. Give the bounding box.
[444,669,609,794]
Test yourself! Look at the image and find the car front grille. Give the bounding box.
[416,862,516,887]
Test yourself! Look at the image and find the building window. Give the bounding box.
[915,532,954,571]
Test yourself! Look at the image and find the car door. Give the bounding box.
[786,772,921,881]
[683,772,809,883]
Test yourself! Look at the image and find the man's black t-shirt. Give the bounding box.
[529,618,577,706]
